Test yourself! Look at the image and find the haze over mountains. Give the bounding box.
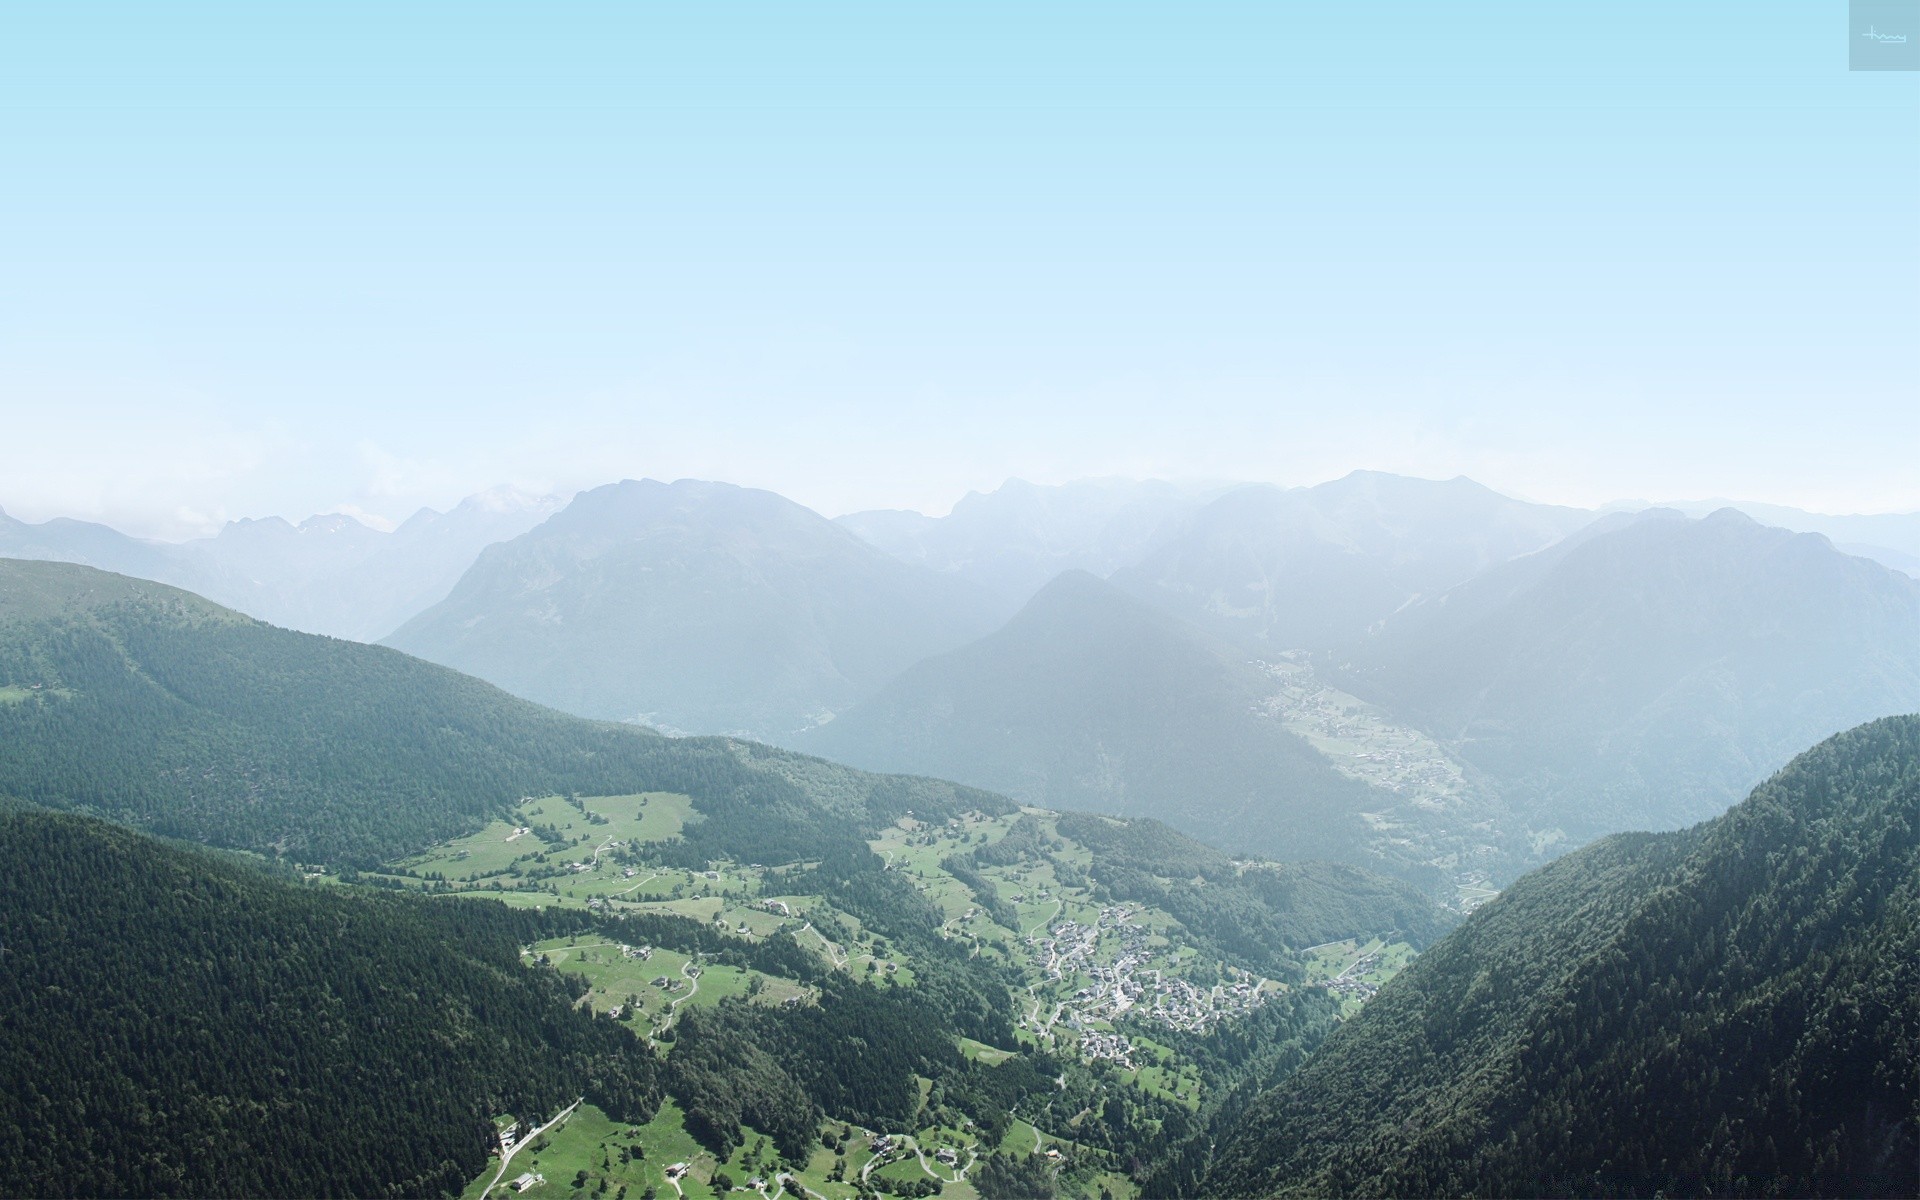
[803,569,1388,863]
[836,478,1222,617]
[385,479,997,738]
[2,486,1916,1198]
[0,486,558,641]
[1341,507,1920,841]
[5,470,1917,886]
[1110,472,1594,652]
[1617,498,1920,579]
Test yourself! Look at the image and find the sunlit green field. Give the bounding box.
[395,792,693,885]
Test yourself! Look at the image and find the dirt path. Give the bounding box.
[610,872,661,897]
[482,1097,582,1196]
[1024,898,1063,939]
[778,1173,830,1200]
[661,959,701,1026]
[799,922,849,968]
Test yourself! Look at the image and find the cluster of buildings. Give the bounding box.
[1139,974,1268,1034]
[1260,665,1467,808]
[1326,948,1385,1001]
[1029,905,1275,1049]
[1076,1029,1137,1065]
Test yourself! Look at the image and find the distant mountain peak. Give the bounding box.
[467,484,558,512]
[384,476,997,736]
[1703,505,1760,527]
[298,513,372,536]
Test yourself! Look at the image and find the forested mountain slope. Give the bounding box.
[0,558,999,863]
[1340,508,1920,838]
[387,478,997,738]
[803,570,1391,863]
[0,811,658,1199]
[1203,716,1920,1199]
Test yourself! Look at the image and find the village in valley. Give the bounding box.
[1253,655,1521,911]
[1022,904,1280,1068]
[365,792,1415,1200]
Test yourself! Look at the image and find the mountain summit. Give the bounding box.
[804,568,1387,862]
[386,478,997,737]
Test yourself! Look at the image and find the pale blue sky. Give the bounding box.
[1,2,1915,536]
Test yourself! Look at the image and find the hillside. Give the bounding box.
[371,787,1447,1200]
[0,811,659,1199]
[387,478,997,738]
[0,558,1466,1200]
[1112,472,1592,653]
[1201,716,1920,1199]
[1341,508,1920,839]
[802,570,1395,866]
[0,558,999,864]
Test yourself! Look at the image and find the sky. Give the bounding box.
[1,2,1916,538]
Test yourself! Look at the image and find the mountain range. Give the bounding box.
[1107,472,1595,653]
[10,471,1920,885]
[836,478,1221,617]
[1,519,1916,1197]
[0,486,558,640]
[1618,498,1920,579]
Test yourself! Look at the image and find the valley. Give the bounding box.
[4,538,1913,1199]
[12,7,1917,1192]
[368,798,1424,1200]
[1252,655,1524,908]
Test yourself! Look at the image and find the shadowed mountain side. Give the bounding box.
[801,570,1395,865]
[1199,716,1920,1199]
[386,478,998,738]
[0,811,660,1199]
[1339,508,1920,839]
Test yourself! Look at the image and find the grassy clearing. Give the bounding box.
[397,792,694,886]
[462,1100,736,1200]
[531,937,789,1035]
[957,1037,1017,1065]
